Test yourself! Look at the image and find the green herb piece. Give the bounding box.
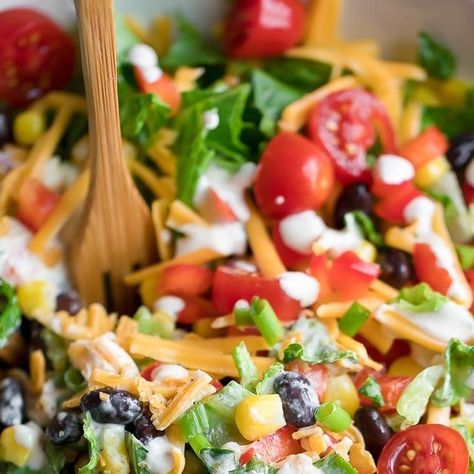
[0,279,21,348]
[351,211,384,246]
[230,458,277,474]
[162,15,223,68]
[255,363,284,395]
[397,365,444,427]
[251,69,302,136]
[79,412,100,474]
[358,377,384,408]
[315,402,351,433]
[125,432,148,474]
[417,32,456,80]
[63,368,86,392]
[314,453,357,474]
[233,342,259,391]
[395,282,448,313]
[456,245,474,270]
[435,339,474,406]
[133,305,175,338]
[338,302,370,337]
[283,342,356,365]
[200,448,238,473]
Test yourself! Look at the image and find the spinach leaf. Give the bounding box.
[125,432,148,474]
[417,32,456,80]
[0,279,21,348]
[162,15,223,68]
[314,453,357,474]
[79,412,100,474]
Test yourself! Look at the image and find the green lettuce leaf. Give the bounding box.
[125,432,148,474]
[417,32,456,80]
[397,365,444,427]
[395,283,448,313]
[200,448,238,473]
[314,453,357,474]
[233,342,259,391]
[451,423,474,474]
[230,458,277,474]
[79,412,100,474]
[255,363,284,395]
[0,279,21,348]
[359,377,384,408]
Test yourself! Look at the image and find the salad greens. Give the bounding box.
[79,413,100,474]
[338,302,370,337]
[417,32,456,80]
[233,342,259,391]
[456,244,474,270]
[314,453,357,474]
[359,377,384,408]
[255,363,284,395]
[125,432,149,474]
[350,211,383,247]
[200,448,238,473]
[395,282,448,313]
[230,458,277,474]
[0,278,21,348]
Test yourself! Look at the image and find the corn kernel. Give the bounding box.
[101,426,130,474]
[0,426,32,466]
[414,156,450,189]
[388,356,422,377]
[322,374,360,417]
[16,280,55,318]
[13,110,46,146]
[235,394,286,441]
[354,240,377,263]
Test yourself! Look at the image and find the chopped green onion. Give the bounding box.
[233,342,259,391]
[250,297,284,346]
[63,368,86,391]
[315,401,351,432]
[234,301,253,326]
[189,434,212,456]
[456,245,474,270]
[338,302,370,337]
[358,376,384,407]
[179,403,210,441]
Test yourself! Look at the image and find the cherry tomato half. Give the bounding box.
[224,0,305,58]
[0,9,75,106]
[377,424,469,474]
[158,264,214,297]
[254,132,334,219]
[307,89,396,184]
[272,223,311,268]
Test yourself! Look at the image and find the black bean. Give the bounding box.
[353,406,392,460]
[334,183,373,228]
[0,377,25,428]
[446,132,474,171]
[56,292,83,315]
[128,410,163,444]
[46,410,83,445]
[80,388,141,425]
[273,371,318,428]
[377,247,415,289]
[0,108,12,148]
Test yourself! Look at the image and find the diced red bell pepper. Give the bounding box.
[140,362,160,381]
[463,182,474,206]
[285,360,329,400]
[412,243,452,296]
[374,184,423,225]
[177,296,218,324]
[272,223,311,268]
[308,254,332,301]
[399,126,449,169]
[371,177,414,200]
[158,264,214,297]
[212,266,302,321]
[239,425,302,465]
[329,251,380,300]
[356,335,411,366]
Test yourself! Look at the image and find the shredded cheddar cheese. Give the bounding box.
[30,350,46,395]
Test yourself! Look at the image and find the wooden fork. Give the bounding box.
[71,0,156,312]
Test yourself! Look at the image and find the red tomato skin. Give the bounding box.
[307,89,396,184]
[399,126,449,169]
[140,362,160,381]
[285,360,329,400]
[329,251,380,300]
[272,223,311,268]
[17,179,60,232]
[210,380,224,391]
[356,335,411,366]
[177,296,218,324]
[463,182,474,206]
[413,243,452,296]
[158,264,213,297]
[212,266,301,321]
[371,176,413,199]
[308,254,332,301]
[254,132,335,219]
[377,424,469,474]
[208,190,238,222]
[0,9,75,106]
[134,67,182,115]
[374,184,423,225]
[240,426,303,464]
[225,0,305,58]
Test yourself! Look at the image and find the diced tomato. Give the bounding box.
[371,172,414,199]
[285,360,329,400]
[308,254,332,301]
[412,243,452,296]
[134,66,181,115]
[177,296,218,324]
[307,89,396,184]
[240,425,302,465]
[399,127,449,169]
[206,190,238,222]
[212,266,301,321]
[272,224,311,268]
[374,183,423,225]
[463,182,474,206]
[17,178,60,232]
[211,380,224,391]
[0,9,75,106]
[329,251,380,300]
[254,132,335,219]
[224,0,305,58]
[140,362,160,381]
[158,264,213,297]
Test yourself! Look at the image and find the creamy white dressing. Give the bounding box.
[39,379,61,420]
[41,156,79,192]
[279,211,326,254]
[13,422,47,470]
[317,213,364,257]
[232,260,258,273]
[0,218,69,290]
[151,363,189,383]
[175,221,247,257]
[374,154,414,185]
[277,454,322,474]
[97,333,139,378]
[377,301,474,343]
[194,162,256,222]
[278,272,319,307]
[145,436,174,474]
[466,160,474,188]
[203,108,220,130]
[234,299,250,310]
[139,65,163,83]
[404,196,470,302]
[127,43,159,68]
[153,296,185,320]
